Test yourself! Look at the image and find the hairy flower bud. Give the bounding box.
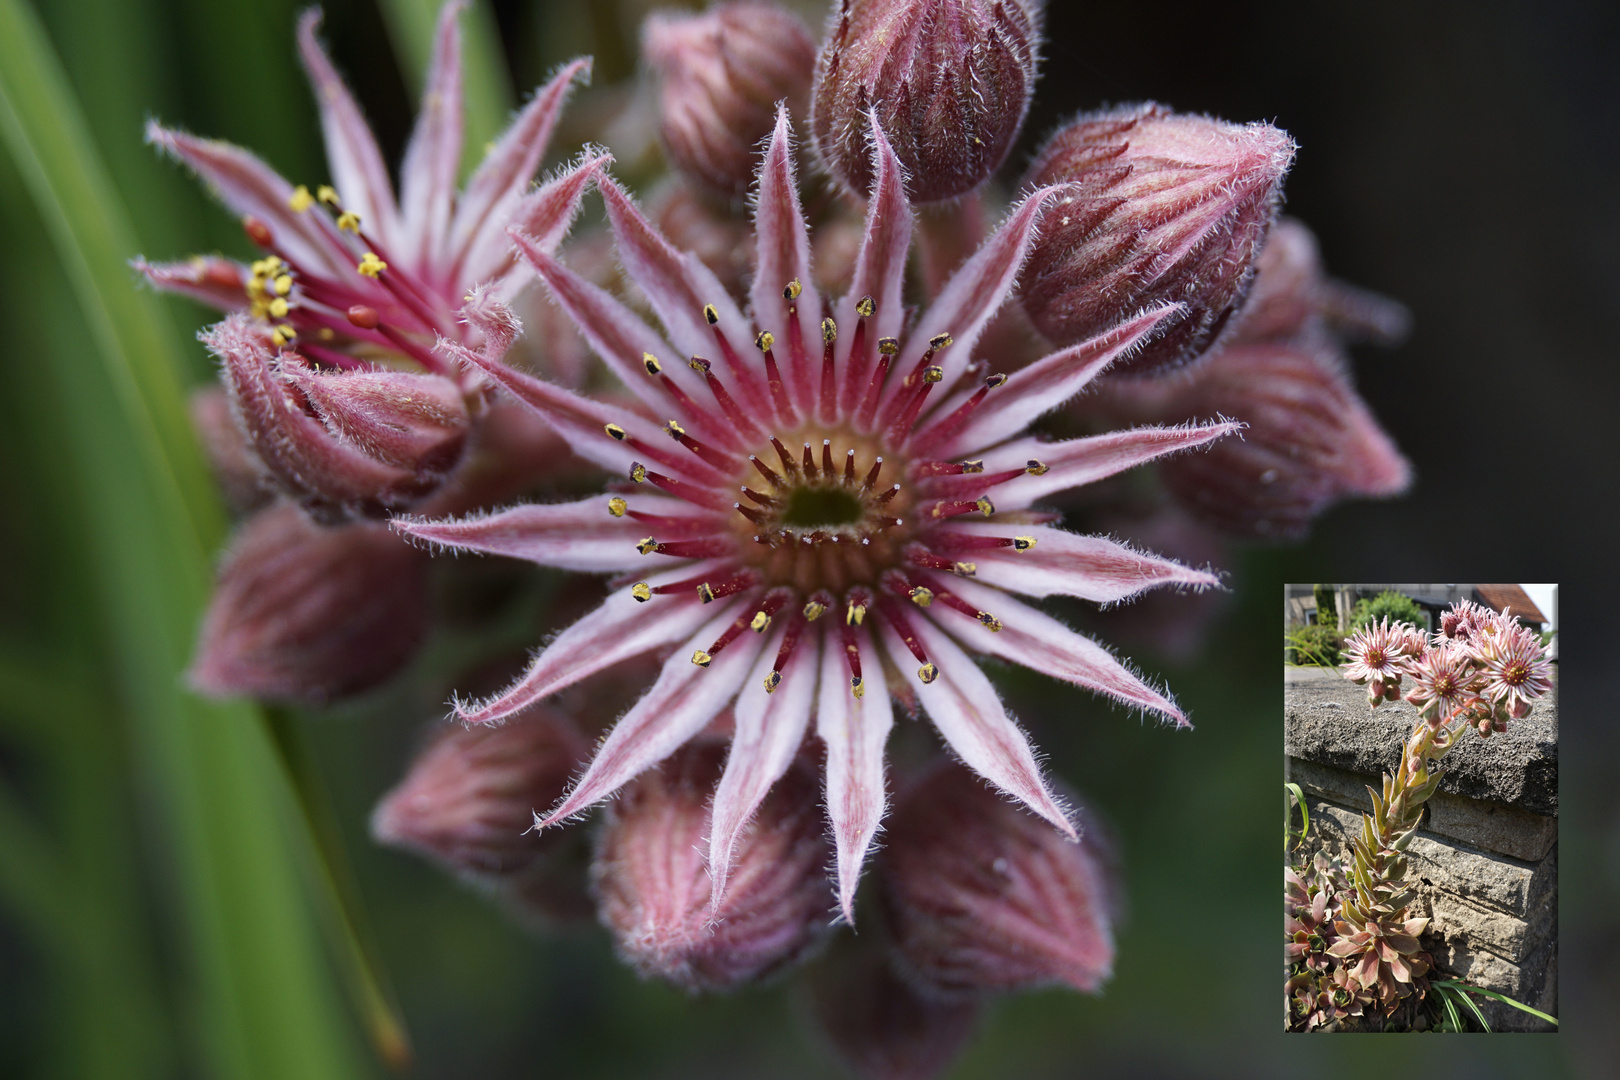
[812,0,1042,202]
[591,742,828,992]
[1019,103,1295,374]
[371,707,590,878]
[1103,342,1410,539]
[1232,217,1412,348]
[643,1,817,202]
[803,931,981,1080]
[191,384,271,511]
[203,315,469,517]
[877,763,1116,996]
[189,503,429,702]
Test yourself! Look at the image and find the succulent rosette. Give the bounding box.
[395,107,1232,919]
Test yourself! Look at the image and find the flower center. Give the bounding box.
[1504,662,1528,686]
[782,486,865,528]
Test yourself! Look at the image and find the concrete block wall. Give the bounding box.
[1285,669,1557,1031]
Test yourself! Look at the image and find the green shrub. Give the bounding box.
[1349,590,1425,632]
[1285,623,1344,666]
[1312,583,1336,625]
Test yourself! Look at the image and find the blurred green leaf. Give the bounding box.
[377,0,513,177]
[0,1,368,1076]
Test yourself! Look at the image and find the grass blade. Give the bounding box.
[0,2,366,1075]
[1433,980,1557,1027]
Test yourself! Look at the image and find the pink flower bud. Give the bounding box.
[191,384,272,511]
[1232,217,1412,348]
[188,503,429,702]
[812,0,1042,202]
[591,741,828,991]
[803,931,981,1080]
[643,2,817,202]
[1102,342,1410,539]
[650,180,756,296]
[202,315,469,516]
[1018,103,1294,374]
[877,763,1116,996]
[371,707,590,878]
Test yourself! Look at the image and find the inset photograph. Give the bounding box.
[1283,584,1558,1032]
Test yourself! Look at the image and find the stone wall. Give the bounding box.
[1284,668,1557,1031]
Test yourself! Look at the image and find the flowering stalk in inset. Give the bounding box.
[1285,601,1554,1032]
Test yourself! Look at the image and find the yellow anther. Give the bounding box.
[692,650,713,667]
[317,185,340,206]
[608,496,628,517]
[357,252,387,278]
[909,587,934,608]
[251,256,283,277]
[929,332,954,350]
[273,274,293,296]
[986,373,1009,388]
[764,670,782,694]
[1012,535,1037,551]
[975,497,995,517]
[604,423,627,441]
[287,185,315,212]
[630,582,652,602]
[697,583,716,603]
[688,357,712,373]
[665,420,686,438]
[270,326,293,346]
[923,366,943,383]
[336,211,362,233]
[703,304,720,325]
[845,601,867,626]
[318,327,334,341]
[978,612,1003,633]
[953,561,977,577]
[962,460,984,473]
[783,279,802,301]
[636,537,658,555]
[268,297,290,319]
[630,462,648,483]
[918,662,939,684]
[750,611,771,633]
[878,337,900,355]
[855,295,875,318]
[643,353,662,375]
[755,330,775,352]
[803,600,827,622]
[850,676,864,699]
[821,318,836,344]
[1026,459,1049,476]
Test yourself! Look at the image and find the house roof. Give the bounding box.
[1473,584,1548,626]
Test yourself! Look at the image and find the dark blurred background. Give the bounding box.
[1,0,1615,1077]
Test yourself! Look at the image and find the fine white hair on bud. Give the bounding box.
[812,0,1044,202]
[643,1,818,202]
[1019,102,1296,375]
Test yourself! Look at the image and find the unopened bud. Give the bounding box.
[1103,342,1410,539]
[877,763,1116,996]
[591,742,828,992]
[190,385,272,511]
[1232,217,1413,348]
[812,0,1042,202]
[1019,103,1295,374]
[285,366,469,477]
[371,707,590,878]
[651,180,755,296]
[202,315,468,515]
[188,503,428,702]
[644,2,817,202]
[803,930,982,1080]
